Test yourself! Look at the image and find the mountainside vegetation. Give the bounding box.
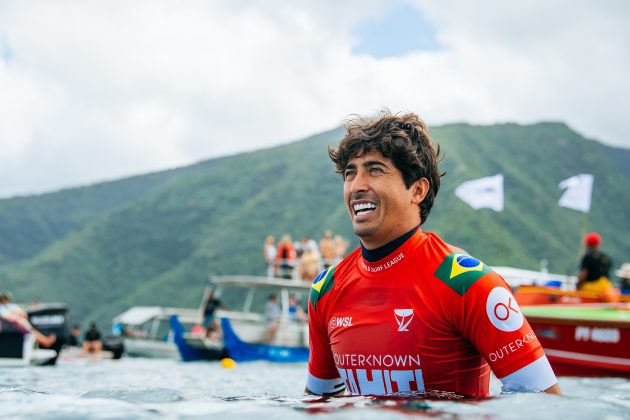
[1,122,628,327]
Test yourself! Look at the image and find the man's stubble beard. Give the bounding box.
[352,223,378,241]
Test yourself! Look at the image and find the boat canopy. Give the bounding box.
[113,307,199,326]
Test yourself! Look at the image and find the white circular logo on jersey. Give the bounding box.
[486,287,523,332]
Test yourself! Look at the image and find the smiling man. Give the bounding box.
[305,111,561,398]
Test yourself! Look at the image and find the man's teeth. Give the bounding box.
[353,203,376,215]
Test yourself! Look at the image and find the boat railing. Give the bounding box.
[209,275,311,288]
[493,266,577,289]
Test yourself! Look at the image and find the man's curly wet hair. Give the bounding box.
[329,110,444,225]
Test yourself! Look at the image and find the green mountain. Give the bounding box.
[1,122,629,327]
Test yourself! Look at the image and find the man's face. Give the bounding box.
[343,150,427,249]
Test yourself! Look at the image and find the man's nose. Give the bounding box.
[350,170,369,193]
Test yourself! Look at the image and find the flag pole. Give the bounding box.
[558,173,594,265]
[499,209,506,265]
[576,211,589,259]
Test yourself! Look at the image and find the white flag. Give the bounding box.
[558,174,593,213]
[455,174,504,212]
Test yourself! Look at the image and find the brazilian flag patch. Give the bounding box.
[310,265,336,310]
[434,252,492,295]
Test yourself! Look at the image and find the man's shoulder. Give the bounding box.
[309,265,337,311]
[407,231,463,266]
[417,234,496,297]
[308,250,359,310]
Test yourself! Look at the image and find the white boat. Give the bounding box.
[173,276,311,362]
[113,306,200,358]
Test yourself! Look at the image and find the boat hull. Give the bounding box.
[220,317,308,363]
[169,315,227,362]
[123,337,180,359]
[523,305,630,378]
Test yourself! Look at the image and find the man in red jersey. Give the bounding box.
[305,111,561,398]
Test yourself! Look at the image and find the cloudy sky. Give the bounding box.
[1,0,628,198]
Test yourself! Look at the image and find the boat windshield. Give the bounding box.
[249,286,284,315]
[215,282,309,320]
[215,284,251,312]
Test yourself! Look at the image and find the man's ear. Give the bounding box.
[411,178,430,205]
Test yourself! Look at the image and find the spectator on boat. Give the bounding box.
[202,290,225,339]
[577,232,618,302]
[263,235,276,279]
[0,291,57,347]
[305,110,561,397]
[332,235,350,265]
[288,295,306,322]
[294,238,305,260]
[275,234,297,280]
[67,324,81,347]
[265,294,281,343]
[302,236,321,259]
[83,323,102,361]
[319,230,336,269]
[299,245,321,281]
[615,263,630,295]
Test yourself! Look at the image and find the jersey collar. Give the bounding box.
[361,225,420,263]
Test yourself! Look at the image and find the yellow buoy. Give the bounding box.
[220,358,236,369]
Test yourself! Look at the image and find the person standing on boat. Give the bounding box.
[288,294,306,322]
[202,290,224,339]
[616,263,630,295]
[577,232,617,301]
[265,294,281,343]
[299,245,322,281]
[0,291,57,347]
[275,235,297,280]
[319,230,336,269]
[263,235,276,279]
[305,111,561,398]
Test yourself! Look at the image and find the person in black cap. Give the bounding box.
[577,232,616,301]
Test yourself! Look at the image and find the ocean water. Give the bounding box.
[0,357,629,419]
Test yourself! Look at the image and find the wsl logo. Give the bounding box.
[394,309,414,332]
[450,254,484,279]
[330,316,353,328]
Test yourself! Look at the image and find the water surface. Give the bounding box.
[1,358,628,419]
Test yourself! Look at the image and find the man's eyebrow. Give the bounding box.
[363,160,389,168]
[344,160,390,172]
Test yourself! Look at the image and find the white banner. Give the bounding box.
[558,174,594,213]
[454,174,504,212]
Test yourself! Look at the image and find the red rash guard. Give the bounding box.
[306,228,557,398]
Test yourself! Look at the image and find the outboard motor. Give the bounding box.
[0,318,27,360]
[102,335,125,359]
[27,303,69,365]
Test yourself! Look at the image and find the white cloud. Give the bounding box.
[0,0,628,198]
